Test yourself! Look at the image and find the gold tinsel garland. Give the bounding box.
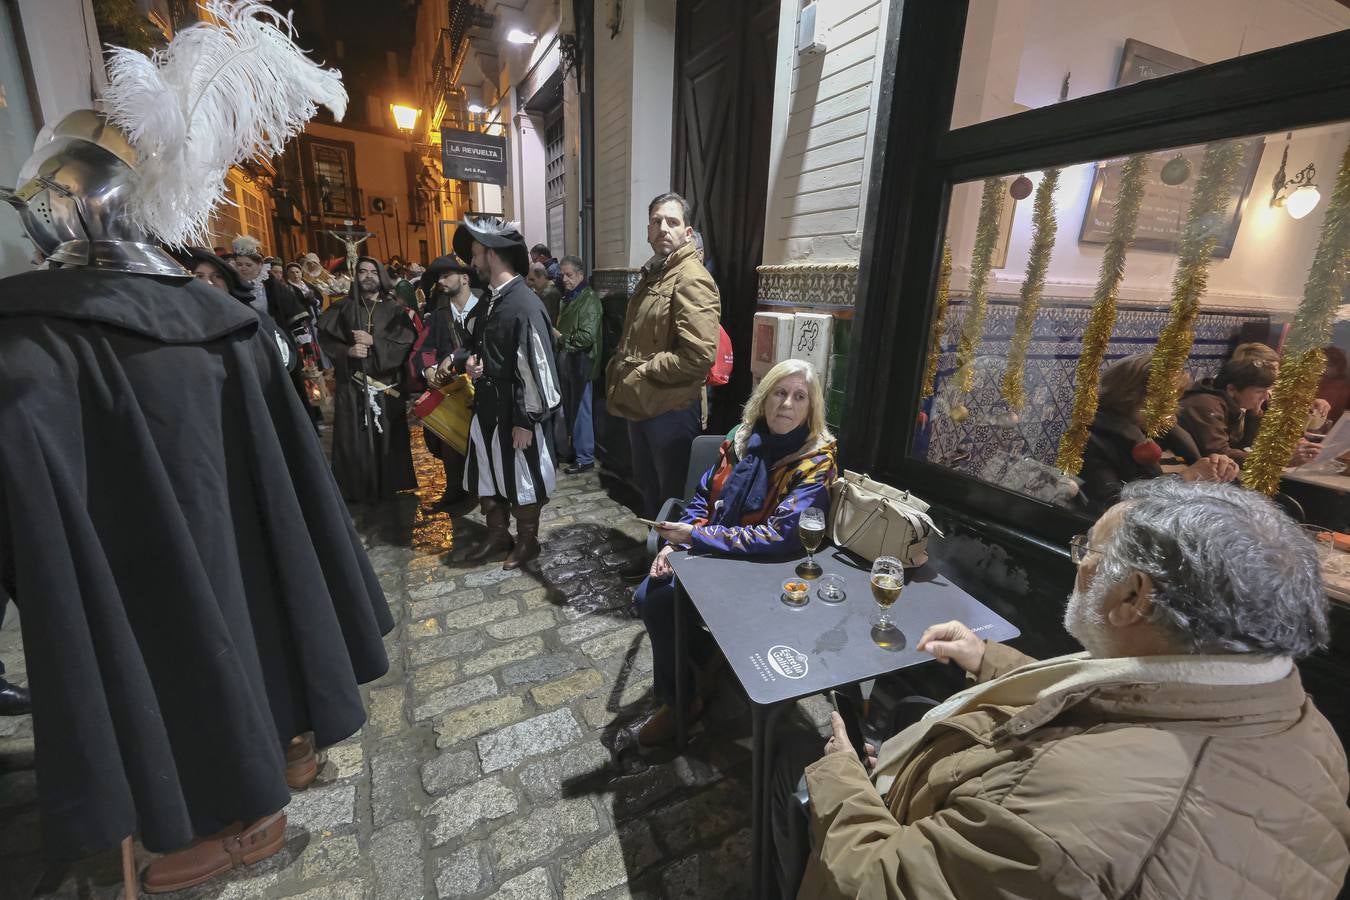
[1141,141,1246,437]
[1056,154,1148,475]
[921,241,953,399]
[955,178,1006,393]
[1242,138,1350,495]
[1002,167,1061,411]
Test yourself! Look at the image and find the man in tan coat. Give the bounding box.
[606,191,721,518]
[777,478,1350,899]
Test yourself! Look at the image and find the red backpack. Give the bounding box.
[707,325,734,386]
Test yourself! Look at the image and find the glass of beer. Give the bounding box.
[870,556,904,641]
[796,507,826,579]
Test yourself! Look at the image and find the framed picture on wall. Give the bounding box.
[1078,39,1265,258]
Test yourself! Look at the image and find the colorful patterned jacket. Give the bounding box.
[680,423,837,556]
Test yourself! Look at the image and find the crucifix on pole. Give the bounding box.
[324,220,376,276]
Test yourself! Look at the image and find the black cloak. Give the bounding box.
[317,257,418,503]
[0,267,394,859]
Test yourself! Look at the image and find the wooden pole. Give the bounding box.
[121,836,138,899]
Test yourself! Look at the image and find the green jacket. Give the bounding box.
[557,285,603,381]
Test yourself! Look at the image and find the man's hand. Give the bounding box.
[823,712,877,772]
[352,329,374,347]
[1186,454,1238,483]
[1290,438,1320,467]
[348,343,369,359]
[512,426,533,449]
[655,522,694,545]
[466,355,484,380]
[650,545,675,580]
[916,621,986,675]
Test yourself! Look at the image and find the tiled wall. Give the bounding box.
[922,295,1271,477]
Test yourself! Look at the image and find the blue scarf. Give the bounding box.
[713,420,811,526]
[564,280,589,303]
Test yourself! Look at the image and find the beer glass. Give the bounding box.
[796,507,826,579]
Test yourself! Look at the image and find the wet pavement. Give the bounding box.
[0,432,835,899]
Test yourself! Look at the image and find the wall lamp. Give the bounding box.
[1270,133,1321,220]
[506,28,537,44]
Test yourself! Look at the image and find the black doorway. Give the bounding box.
[671,0,778,432]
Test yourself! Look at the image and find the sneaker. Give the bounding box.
[564,462,594,475]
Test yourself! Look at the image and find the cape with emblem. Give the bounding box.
[0,268,393,858]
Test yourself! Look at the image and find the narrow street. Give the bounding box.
[0,437,832,900]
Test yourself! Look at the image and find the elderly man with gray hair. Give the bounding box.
[775,479,1350,899]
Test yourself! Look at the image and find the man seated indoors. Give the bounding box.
[774,479,1350,899]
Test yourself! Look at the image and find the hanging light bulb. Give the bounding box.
[1285,184,1321,220]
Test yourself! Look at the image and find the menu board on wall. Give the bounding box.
[1077,39,1265,258]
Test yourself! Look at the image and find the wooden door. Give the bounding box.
[672,0,778,432]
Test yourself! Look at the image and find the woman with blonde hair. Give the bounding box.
[636,359,838,745]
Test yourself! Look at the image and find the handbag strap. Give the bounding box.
[835,482,896,547]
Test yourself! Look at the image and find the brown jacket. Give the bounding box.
[605,242,720,421]
[1177,382,1248,463]
[800,642,1350,899]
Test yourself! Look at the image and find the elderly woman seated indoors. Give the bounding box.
[1079,353,1238,512]
[635,359,838,746]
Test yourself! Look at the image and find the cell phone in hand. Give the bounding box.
[828,690,870,764]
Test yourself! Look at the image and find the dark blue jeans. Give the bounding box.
[635,574,713,706]
[627,399,701,518]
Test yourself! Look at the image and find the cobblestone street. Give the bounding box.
[0,438,832,899]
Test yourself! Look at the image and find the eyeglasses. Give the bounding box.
[1069,534,1101,565]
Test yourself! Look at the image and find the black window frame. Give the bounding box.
[842,0,1350,549]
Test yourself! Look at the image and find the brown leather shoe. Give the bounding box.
[503,503,541,570]
[466,497,513,563]
[285,734,317,790]
[142,812,287,894]
[637,697,703,748]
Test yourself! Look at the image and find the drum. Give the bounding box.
[413,374,474,455]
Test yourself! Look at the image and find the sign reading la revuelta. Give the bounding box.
[441,128,507,186]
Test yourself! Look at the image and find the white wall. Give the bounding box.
[761,0,891,264]
[946,0,1350,314]
[592,4,635,268]
[625,0,677,269]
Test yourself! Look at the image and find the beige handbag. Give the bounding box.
[827,470,941,567]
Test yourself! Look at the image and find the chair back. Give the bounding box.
[684,434,726,499]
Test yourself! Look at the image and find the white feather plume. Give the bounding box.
[101,0,346,247]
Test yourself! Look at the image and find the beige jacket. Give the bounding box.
[605,241,720,421]
[800,642,1350,899]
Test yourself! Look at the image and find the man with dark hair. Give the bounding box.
[530,243,563,293]
[412,253,482,507]
[607,190,721,518]
[1177,355,1318,466]
[455,218,562,569]
[556,255,603,474]
[777,479,1350,898]
[318,257,418,503]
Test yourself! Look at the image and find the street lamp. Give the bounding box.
[390,104,421,132]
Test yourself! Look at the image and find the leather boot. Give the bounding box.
[284,733,317,790]
[142,812,287,893]
[502,503,542,570]
[465,497,513,563]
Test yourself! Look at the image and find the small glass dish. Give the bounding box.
[781,578,810,608]
[816,574,846,603]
